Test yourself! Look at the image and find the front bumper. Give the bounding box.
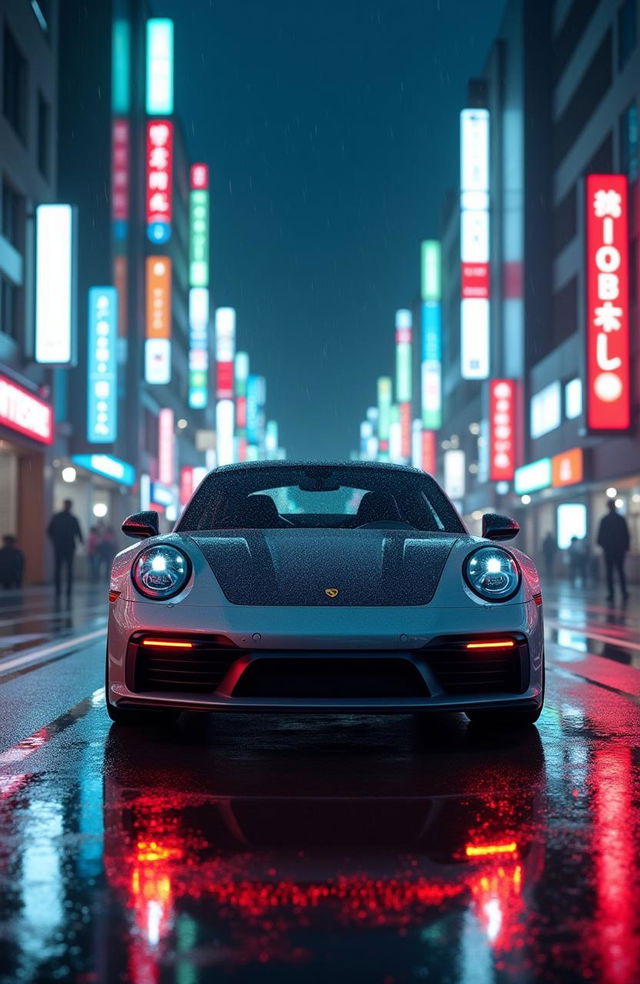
[107,598,544,715]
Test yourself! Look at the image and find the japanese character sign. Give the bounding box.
[586,174,629,430]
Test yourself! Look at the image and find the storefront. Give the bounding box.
[510,446,640,584]
[0,373,54,584]
[51,453,137,577]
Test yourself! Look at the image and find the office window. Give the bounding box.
[0,276,19,341]
[618,0,637,69]
[3,26,28,142]
[554,32,613,165]
[620,102,639,181]
[553,185,577,255]
[37,93,50,177]
[1,179,25,251]
[531,382,562,439]
[553,275,578,347]
[565,378,582,420]
[554,0,600,80]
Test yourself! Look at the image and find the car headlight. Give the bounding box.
[132,545,191,599]
[463,547,521,602]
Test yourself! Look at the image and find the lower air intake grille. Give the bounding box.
[233,657,429,698]
[424,637,528,695]
[130,635,244,694]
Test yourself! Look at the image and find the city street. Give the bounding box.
[0,584,638,984]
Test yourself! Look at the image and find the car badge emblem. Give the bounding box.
[325,587,339,598]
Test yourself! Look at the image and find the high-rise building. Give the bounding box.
[0,0,59,582]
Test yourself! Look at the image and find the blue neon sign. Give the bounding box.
[87,287,118,443]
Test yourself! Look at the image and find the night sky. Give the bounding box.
[155,0,505,459]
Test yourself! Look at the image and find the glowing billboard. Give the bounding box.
[146,120,173,244]
[215,308,235,399]
[189,164,210,287]
[146,19,174,115]
[421,240,442,429]
[489,379,516,482]
[377,377,392,460]
[145,256,171,384]
[188,287,209,409]
[460,108,490,379]
[111,118,129,239]
[585,174,630,430]
[35,204,77,365]
[0,373,53,445]
[87,287,118,443]
[158,408,175,485]
[444,449,465,500]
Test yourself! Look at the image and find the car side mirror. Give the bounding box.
[482,512,519,542]
[122,511,159,539]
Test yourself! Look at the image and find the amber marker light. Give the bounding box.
[465,842,518,857]
[141,639,193,649]
[465,640,516,650]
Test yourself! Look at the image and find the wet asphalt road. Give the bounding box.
[0,582,639,984]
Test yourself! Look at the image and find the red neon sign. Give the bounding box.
[190,163,209,190]
[585,174,629,431]
[146,120,173,239]
[179,467,193,506]
[0,374,54,445]
[421,429,436,474]
[461,262,489,299]
[111,119,130,222]
[216,362,234,400]
[489,379,516,482]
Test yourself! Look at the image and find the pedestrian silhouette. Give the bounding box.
[0,534,24,589]
[597,500,630,603]
[47,499,84,600]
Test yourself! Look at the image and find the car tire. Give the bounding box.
[105,649,177,727]
[466,663,545,730]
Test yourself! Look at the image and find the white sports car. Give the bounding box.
[106,462,544,729]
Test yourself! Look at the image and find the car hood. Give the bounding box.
[186,528,460,606]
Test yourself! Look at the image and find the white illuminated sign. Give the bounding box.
[158,408,175,485]
[460,108,489,380]
[444,449,466,499]
[530,381,561,439]
[215,307,236,360]
[145,339,171,385]
[460,299,489,379]
[35,204,77,365]
[216,398,235,466]
[557,503,587,550]
[188,287,209,409]
[565,378,582,420]
[146,19,174,115]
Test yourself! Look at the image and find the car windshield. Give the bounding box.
[176,464,466,533]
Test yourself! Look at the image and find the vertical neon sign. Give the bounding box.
[585,174,629,431]
[460,108,490,379]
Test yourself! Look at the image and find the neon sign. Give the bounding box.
[585,174,629,430]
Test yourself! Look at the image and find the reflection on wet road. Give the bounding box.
[0,584,639,983]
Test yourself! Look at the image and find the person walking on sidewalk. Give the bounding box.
[47,500,84,600]
[597,500,630,603]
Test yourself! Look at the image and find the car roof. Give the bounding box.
[211,460,429,476]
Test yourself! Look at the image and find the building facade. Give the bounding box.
[438,0,639,580]
[0,0,59,583]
